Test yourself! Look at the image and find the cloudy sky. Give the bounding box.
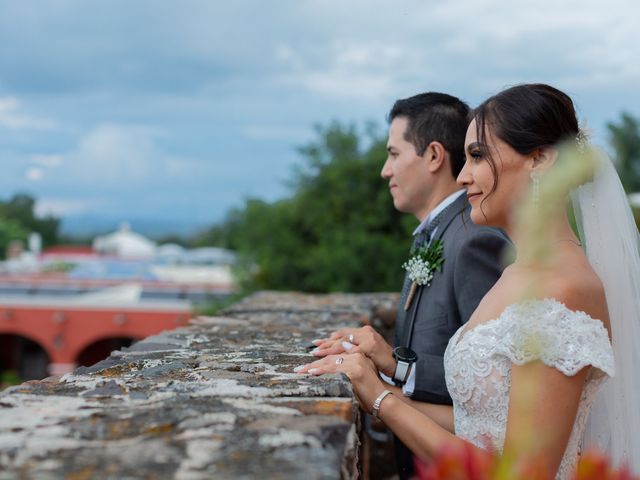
[1,0,639,236]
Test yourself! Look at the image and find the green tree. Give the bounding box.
[0,193,60,255]
[196,122,415,292]
[607,112,640,193]
[0,217,29,259]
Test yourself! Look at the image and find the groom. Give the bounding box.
[312,92,509,478]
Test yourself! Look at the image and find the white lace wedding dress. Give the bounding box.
[444,298,615,479]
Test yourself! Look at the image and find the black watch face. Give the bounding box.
[393,346,417,363]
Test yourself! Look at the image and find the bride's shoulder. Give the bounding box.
[539,268,610,333]
[499,268,615,377]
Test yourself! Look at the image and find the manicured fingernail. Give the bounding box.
[312,339,323,345]
[342,341,354,351]
[308,368,319,374]
[311,348,321,355]
[293,365,306,373]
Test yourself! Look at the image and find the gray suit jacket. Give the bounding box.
[393,193,509,404]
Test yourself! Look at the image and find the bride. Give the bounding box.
[296,84,639,478]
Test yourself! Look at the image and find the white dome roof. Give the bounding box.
[93,222,156,259]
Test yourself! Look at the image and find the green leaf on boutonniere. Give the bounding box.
[403,239,445,286]
[402,239,445,311]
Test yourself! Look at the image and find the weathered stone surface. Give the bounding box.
[0,291,398,479]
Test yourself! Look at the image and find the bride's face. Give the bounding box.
[457,119,533,228]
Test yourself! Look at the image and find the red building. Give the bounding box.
[0,293,191,379]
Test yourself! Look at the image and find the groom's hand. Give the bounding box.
[311,326,396,377]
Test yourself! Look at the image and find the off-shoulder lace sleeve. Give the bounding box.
[495,298,615,378]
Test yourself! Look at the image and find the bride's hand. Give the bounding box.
[294,353,387,411]
[310,326,396,377]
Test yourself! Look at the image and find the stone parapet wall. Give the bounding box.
[0,291,398,479]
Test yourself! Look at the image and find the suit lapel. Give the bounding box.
[398,193,468,347]
[432,193,468,242]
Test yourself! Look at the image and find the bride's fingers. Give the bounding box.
[294,355,347,375]
[294,356,328,373]
[294,362,316,374]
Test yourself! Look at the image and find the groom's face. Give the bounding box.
[382,117,434,221]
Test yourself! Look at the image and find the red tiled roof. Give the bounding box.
[41,245,96,256]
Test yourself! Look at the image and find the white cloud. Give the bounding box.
[35,199,93,217]
[25,167,44,182]
[243,125,311,141]
[273,42,405,99]
[31,154,64,167]
[0,96,57,130]
[71,124,157,181]
[46,124,209,189]
[2,0,640,227]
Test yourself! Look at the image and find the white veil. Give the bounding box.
[571,148,640,473]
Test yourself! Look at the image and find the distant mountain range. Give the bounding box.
[60,215,210,240]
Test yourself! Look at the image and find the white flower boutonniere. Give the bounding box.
[402,239,444,311]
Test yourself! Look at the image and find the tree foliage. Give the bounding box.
[0,193,60,258]
[0,218,29,259]
[607,112,640,193]
[196,122,415,292]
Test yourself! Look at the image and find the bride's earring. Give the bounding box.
[530,170,540,208]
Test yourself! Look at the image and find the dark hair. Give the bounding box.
[474,83,580,200]
[388,92,470,178]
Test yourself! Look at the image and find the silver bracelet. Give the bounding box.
[371,389,393,418]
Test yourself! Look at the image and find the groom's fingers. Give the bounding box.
[311,343,346,357]
[311,327,367,354]
[315,332,355,350]
[311,329,347,346]
[329,330,344,340]
[329,328,352,340]
[315,339,337,349]
[341,341,355,351]
[311,339,338,353]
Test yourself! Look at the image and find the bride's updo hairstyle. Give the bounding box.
[473,83,580,198]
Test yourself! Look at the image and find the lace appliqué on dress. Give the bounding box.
[444,298,614,480]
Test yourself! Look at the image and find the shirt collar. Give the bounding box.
[413,189,465,236]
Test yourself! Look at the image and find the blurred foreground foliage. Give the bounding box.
[417,442,633,480]
[195,122,415,292]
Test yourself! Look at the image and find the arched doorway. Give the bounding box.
[75,337,138,367]
[0,334,50,385]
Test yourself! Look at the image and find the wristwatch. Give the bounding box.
[392,346,418,385]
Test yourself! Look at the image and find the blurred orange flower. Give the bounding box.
[415,444,635,480]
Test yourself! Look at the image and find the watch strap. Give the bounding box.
[393,360,411,385]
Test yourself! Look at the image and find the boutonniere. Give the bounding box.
[402,239,444,311]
